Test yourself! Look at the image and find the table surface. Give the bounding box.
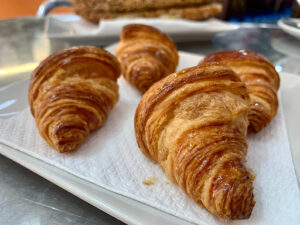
[0,17,300,225]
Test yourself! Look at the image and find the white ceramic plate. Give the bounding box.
[278,18,300,40]
[45,14,237,45]
[0,51,299,225]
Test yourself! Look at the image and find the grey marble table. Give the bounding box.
[0,17,300,225]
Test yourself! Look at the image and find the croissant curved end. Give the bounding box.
[135,62,255,219]
[201,49,280,133]
[29,46,121,153]
[115,24,179,93]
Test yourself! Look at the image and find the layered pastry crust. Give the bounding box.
[201,50,280,133]
[29,46,121,152]
[135,62,255,219]
[116,24,179,93]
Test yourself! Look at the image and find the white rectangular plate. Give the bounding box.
[0,51,299,225]
[45,15,237,44]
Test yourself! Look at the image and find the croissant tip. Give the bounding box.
[52,131,88,153]
[217,196,255,220]
[57,147,77,153]
[231,200,256,220]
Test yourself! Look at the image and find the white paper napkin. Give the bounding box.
[0,65,299,224]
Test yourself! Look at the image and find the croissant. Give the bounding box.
[201,50,280,133]
[135,62,255,219]
[28,46,121,153]
[115,24,179,93]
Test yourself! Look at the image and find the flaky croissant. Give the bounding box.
[29,46,121,153]
[135,63,255,219]
[115,24,179,93]
[201,50,280,133]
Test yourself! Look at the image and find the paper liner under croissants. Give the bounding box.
[201,50,280,133]
[135,62,255,219]
[116,24,179,93]
[29,46,121,153]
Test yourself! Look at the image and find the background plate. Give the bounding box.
[278,18,300,40]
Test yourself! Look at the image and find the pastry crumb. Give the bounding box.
[248,168,256,181]
[143,176,156,186]
[165,181,170,185]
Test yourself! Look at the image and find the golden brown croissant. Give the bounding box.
[29,46,121,153]
[135,62,255,219]
[201,50,280,133]
[115,24,179,93]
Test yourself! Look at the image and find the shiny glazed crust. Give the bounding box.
[135,62,255,219]
[72,1,222,23]
[29,46,121,153]
[115,24,179,93]
[201,50,280,133]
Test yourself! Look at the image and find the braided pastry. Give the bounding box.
[29,46,121,153]
[115,24,179,93]
[201,50,280,133]
[135,62,255,219]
